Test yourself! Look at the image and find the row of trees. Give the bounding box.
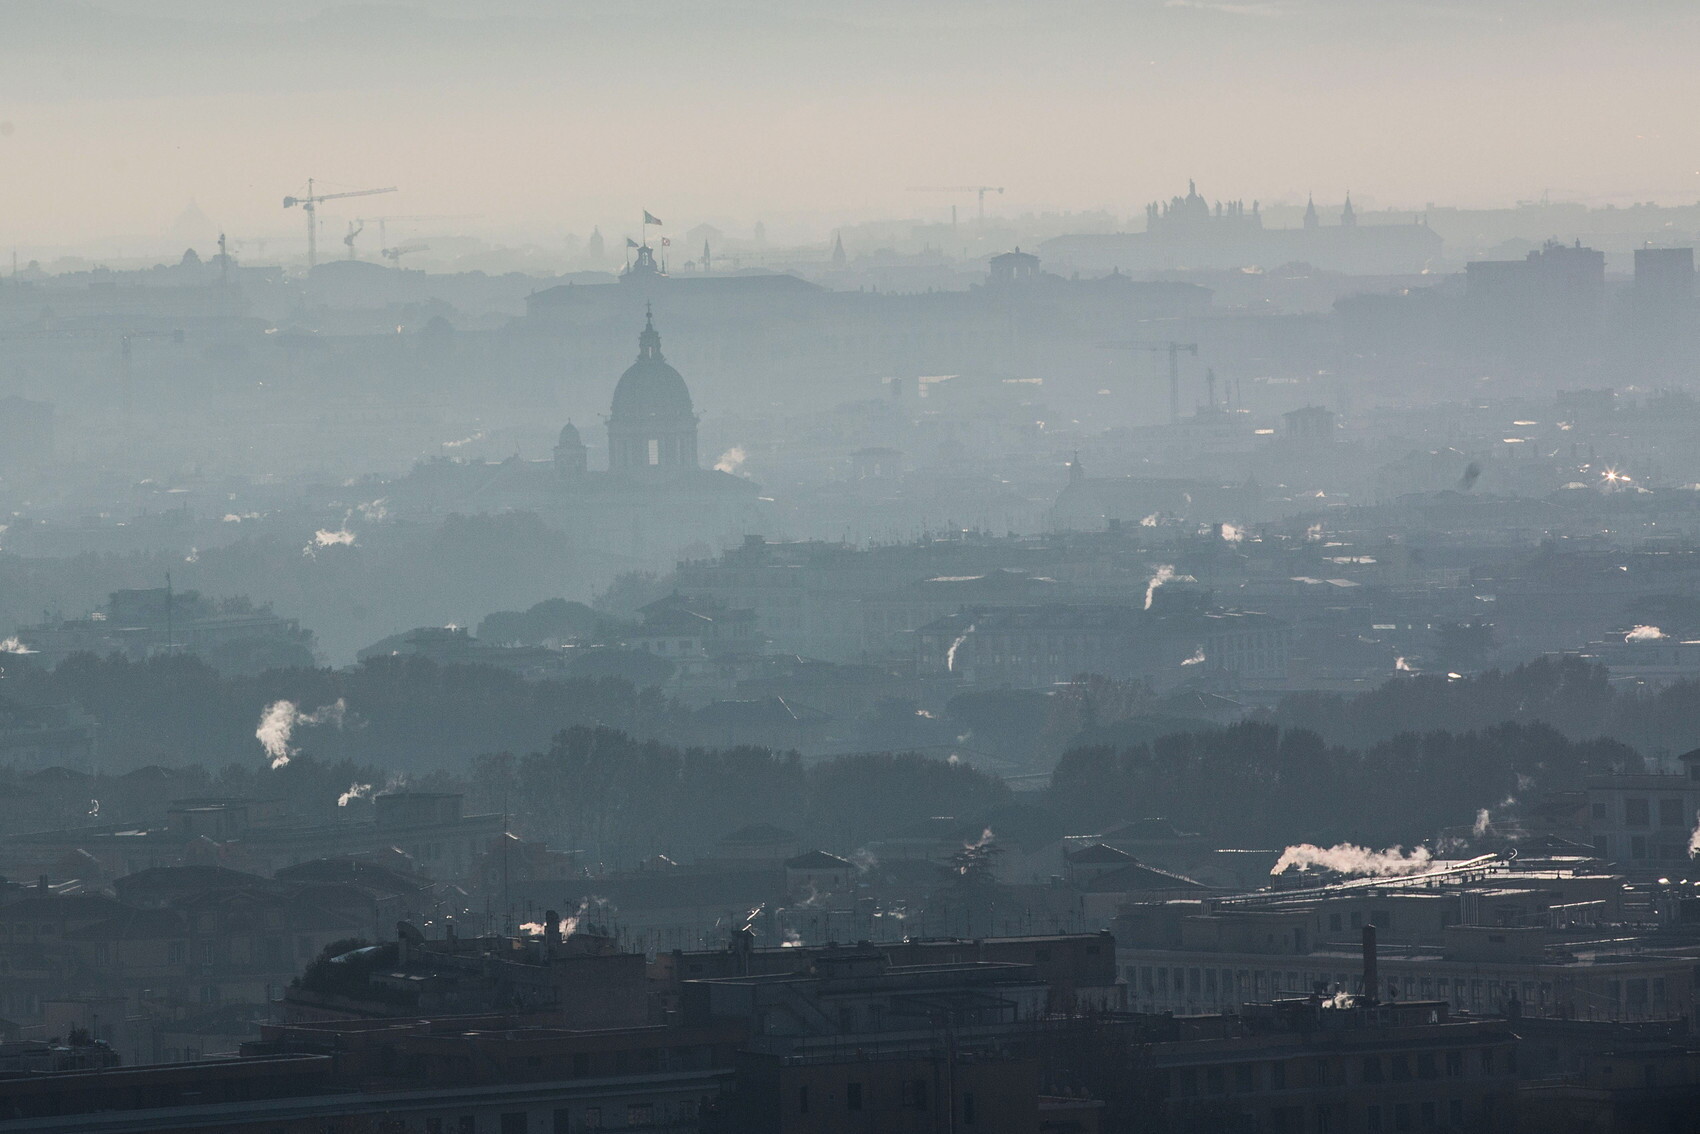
[466,728,1011,863]
[1049,719,1639,846]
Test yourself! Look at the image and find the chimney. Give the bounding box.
[544,910,562,953]
[1361,924,1379,1006]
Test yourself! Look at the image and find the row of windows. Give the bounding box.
[1595,795,1694,828]
[418,1097,700,1134]
[1130,961,1673,1018]
[1174,1054,1489,1097]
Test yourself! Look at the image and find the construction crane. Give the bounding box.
[282,179,396,269]
[343,221,364,260]
[1104,340,1199,425]
[907,185,1005,226]
[358,214,480,249]
[381,242,429,266]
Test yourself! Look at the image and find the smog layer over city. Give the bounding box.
[3,3,1700,1131]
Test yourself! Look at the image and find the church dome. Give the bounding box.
[610,310,694,423]
[556,421,584,449]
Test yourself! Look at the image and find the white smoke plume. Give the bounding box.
[1688,812,1700,859]
[945,623,975,672]
[780,929,804,948]
[1220,522,1245,543]
[964,826,995,851]
[88,799,99,817]
[1272,842,1435,878]
[850,847,878,873]
[519,921,546,936]
[311,527,356,549]
[1625,625,1665,642]
[1144,564,1176,610]
[1140,513,1160,527]
[338,782,373,807]
[256,698,348,768]
[1181,646,1206,666]
[223,511,262,522]
[1395,656,1412,672]
[184,547,199,563]
[442,431,485,449]
[1305,522,1324,541]
[0,637,36,654]
[1472,809,1492,838]
[356,498,389,522]
[714,446,747,474]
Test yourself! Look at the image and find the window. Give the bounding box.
[582,1109,601,1129]
[846,1082,863,1112]
[1391,1055,1411,1082]
[1417,1053,1437,1080]
[500,1114,527,1134]
[1234,1064,1254,1091]
[625,1105,651,1126]
[457,1118,475,1134]
[1362,1056,1384,1083]
[1660,798,1684,827]
[648,439,660,465]
[1625,797,1650,826]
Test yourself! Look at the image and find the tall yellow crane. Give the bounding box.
[908,185,1005,226]
[282,179,396,269]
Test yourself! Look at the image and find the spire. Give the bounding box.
[1069,451,1084,485]
[1303,193,1319,230]
[831,231,846,268]
[638,304,662,360]
[1341,192,1356,227]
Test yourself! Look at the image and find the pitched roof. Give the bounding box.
[1066,843,1134,865]
[785,850,854,870]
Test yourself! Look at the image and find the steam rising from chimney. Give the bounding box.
[338,782,373,807]
[714,446,747,474]
[1625,625,1665,642]
[1272,841,1434,877]
[1144,564,1176,610]
[256,697,349,768]
[946,623,975,671]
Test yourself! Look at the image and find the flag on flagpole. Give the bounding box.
[626,237,640,249]
[643,210,663,226]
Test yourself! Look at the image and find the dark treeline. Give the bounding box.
[1,651,679,770]
[1269,655,1700,757]
[1050,719,1639,847]
[467,728,1011,864]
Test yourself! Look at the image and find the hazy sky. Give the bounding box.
[3,1,1697,253]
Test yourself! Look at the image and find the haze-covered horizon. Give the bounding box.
[2,0,1697,254]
